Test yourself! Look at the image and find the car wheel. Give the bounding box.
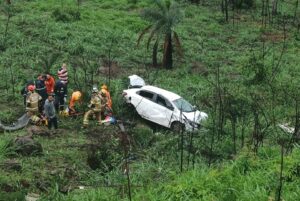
[171,122,184,133]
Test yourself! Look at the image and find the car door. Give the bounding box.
[135,90,156,120]
[151,95,174,127]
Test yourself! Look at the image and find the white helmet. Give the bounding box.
[92,86,98,93]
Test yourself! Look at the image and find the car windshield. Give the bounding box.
[172,98,194,112]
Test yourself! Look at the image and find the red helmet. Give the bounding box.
[27,85,36,91]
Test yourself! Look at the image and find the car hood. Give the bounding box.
[183,110,208,123]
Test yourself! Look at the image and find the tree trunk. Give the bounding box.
[9,63,15,97]
[272,0,278,15]
[225,0,229,22]
[294,0,299,24]
[232,118,237,154]
[275,144,284,201]
[241,115,245,148]
[152,38,158,67]
[4,15,11,40]
[163,33,173,69]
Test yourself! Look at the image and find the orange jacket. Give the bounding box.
[45,76,55,94]
[101,89,112,108]
[69,91,82,111]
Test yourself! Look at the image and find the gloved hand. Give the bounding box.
[63,97,67,103]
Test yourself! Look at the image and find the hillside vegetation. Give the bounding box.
[0,0,300,200]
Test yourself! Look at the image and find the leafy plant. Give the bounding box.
[138,0,184,69]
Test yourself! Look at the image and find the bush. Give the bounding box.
[52,8,80,22]
[232,0,255,9]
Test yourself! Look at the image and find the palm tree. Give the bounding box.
[137,0,183,69]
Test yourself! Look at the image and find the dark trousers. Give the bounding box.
[48,117,58,130]
[39,99,46,114]
[54,96,65,111]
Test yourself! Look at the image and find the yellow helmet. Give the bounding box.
[101,84,108,90]
[100,89,106,96]
[73,91,82,101]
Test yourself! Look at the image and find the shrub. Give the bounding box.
[232,0,255,9]
[52,8,80,22]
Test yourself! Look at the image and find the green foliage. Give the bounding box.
[132,124,154,148]
[130,148,300,201]
[233,0,255,9]
[0,0,300,200]
[138,0,184,68]
[52,7,81,22]
[0,139,11,162]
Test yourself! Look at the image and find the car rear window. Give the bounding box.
[138,90,154,100]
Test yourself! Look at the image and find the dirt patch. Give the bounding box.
[12,136,43,156]
[189,62,209,76]
[96,61,123,78]
[27,126,50,137]
[261,31,286,42]
[0,159,22,172]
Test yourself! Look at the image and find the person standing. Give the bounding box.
[26,85,42,115]
[21,80,34,106]
[44,94,58,130]
[54,80,67,112]
[44,74,55,95]
[58,63,68,85]
[35,75,48,113]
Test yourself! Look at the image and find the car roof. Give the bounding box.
[141,85,181,101]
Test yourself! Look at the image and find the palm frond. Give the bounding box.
[146,24,162,49]
[168,2,183,26]
[154,0,167,14]
[137,25,152,46]
[141,8,164,23]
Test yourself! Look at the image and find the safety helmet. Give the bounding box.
[74,91,82,101]
[101,84,108,90]
[27,85,36,92]
[92,86,98,93]
[100,89,106,96]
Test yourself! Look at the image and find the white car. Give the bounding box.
[122,75,208,132]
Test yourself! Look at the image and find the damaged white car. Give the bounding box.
[122,75,208,132]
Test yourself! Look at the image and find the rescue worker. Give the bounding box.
[83,87,102,127]
[26,85,42,115]
[68,90,82,114]
[35,75,47,113]
[100,84,112,109]
[26,85,42,125]
[21,80,34,106]
[44,74,55,95]
[100,88,113,119]
[54,80,67,112]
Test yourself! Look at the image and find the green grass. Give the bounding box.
[0,0,300,200]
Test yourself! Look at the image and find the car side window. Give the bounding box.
[138,90,154,100]
[156,95,174,111]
